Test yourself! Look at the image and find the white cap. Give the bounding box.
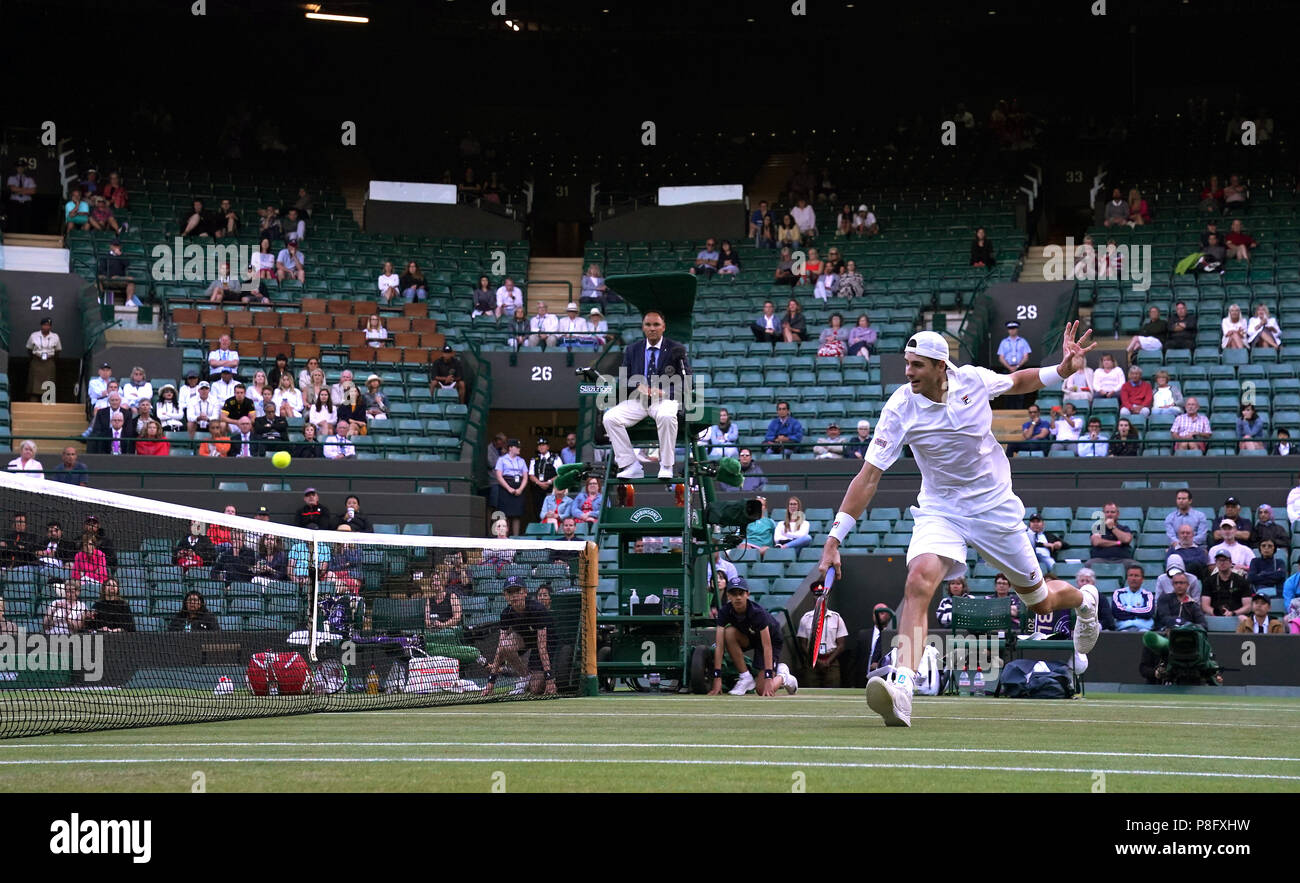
[904,330,954,365]
[566,302,579,311]
[858,204,868,212]
[857,419,871,430]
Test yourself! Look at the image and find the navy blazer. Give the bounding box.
[752,313,785,334]
[620,336,691,400]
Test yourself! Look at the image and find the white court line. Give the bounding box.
[600,696,1300,713]
[5,740,1293,765]
[346,710,1300,728]
[0,755,1295,782]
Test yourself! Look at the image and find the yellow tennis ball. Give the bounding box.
[272,451,292,469]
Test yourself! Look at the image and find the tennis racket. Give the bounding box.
[810,565,835,668]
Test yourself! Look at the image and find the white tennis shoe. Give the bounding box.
[865,673,912,727]
[728,671,755,695]
[778,663,798,695]
[617,462,645,479]
[1074,583,1101,655]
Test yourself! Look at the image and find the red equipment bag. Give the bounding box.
[246,650,310,696]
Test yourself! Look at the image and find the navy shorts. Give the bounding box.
[733,631,782,671]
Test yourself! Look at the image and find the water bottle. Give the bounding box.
[366,665,380,695]
[648,671,661,692]
[972,665,986,696]
[958,664,971,696]
[628,589,640,613]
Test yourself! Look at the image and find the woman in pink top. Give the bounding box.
[71,539,109,584]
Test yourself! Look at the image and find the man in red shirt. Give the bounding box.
[1224,219,1257,262]
[1119,364,1153,417]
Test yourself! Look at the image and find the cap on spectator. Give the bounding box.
[99,362,111,369]
[857,419,870,430]
[858,204,868,212]
[220,367,233,374]
[87,168,97,174]
[1224,496,1240,506]
[442,344,454,352]
[1252,593,1270,603]
[304,488,318,495]
[186,371,198,379]
[827,421,838,429]
[85,515,99,523]
[257,505,269,514]
[1214,551,1230,560]
[198,381,210,388]
[366,374,380,383]
[589,307,603,317]
[566,302,579,311]
[507,438,520,448]
[1220,518,1236,528]
[1005,320,1020,329]
[1029,512,1043,520]
[724,576,750,594]
[504,576,526,591]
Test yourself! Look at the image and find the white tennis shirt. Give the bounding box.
[866,364,1018,516]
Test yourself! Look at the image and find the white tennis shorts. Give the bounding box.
[905,496,1043,588]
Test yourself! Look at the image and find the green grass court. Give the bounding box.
[2,691,1298,792]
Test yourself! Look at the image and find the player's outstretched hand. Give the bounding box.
[817,540,842,583]
[707,677,723,696]
[1059,320,1097,378]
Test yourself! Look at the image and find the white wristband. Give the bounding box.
[828,512,856,544]
[1038,365,1063,388]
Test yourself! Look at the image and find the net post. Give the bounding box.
[581,539,599,696]
[308,537,320,663]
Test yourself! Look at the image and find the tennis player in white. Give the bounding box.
[817,323,1101,727]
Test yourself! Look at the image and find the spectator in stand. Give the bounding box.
[738,496,776,557]
[105,412,135,455]
[752,300,784,343]
[1236,593,1282,634]
[1127,188,1151,226]
[254,401,291,455]
[0,514,34,569]
[813,422,845,459]
[1119,364,1153,417]
[301,367,327,408]
[207,333,240,381]
[133,400,156,437]
[506,305,530,350]
[206,261,241,303]
[527,301,560,348]
[764,401,804,458]
[306,389,336,434]
[1076,416,1107,455]
[1150,370,1183,416]
[776,214,800,250]
[802,248,822,284]
[88,362,113,413]
[215,198,240,238]
[178,371,202,413]
[791,198,816,243]
[323,423,357,460]
[275,240,305,284]
[1222,173,1249,213]
[699,408,739,460]
[1272,428,1293,456]
[64,188,91,233]
[102,171,128,209]
[781,299,807,343]
[1087,501,1137,570]
[1049,402,1083,453]
[1102,188,1128,227]
[185,382,220,437]
[120,366,153,416]
[818,312,849,354]
[1166,301,1197,350]
[936,576,968,627]
[469,274,495,317]
[1238,403,1267,452]
[773,497,812,549]
[222,382,256,424]
[1254,504,1289,553]
[259,205,283,242]
[835,203,854,238]
[283,207,305,244]
[1153,571,1204,631]
[847,314,876,359]
[1167,524,1211,579]
[86,578,135,633]
[361,375,390,424]
[579,264,610,309]
[178,198,217,237]
[50,447,88,486]
[250,238,277,280]
[335,387,368,436]
[135,421,170,456]
[1109,417,1141,456]
[720,448,765,492]
[558,433,579,466]
[375,261,401,305]
[1199,176,1223,214]
[293,422,323,460]
[1171,397,1212,453]
[1210,519,1254,573]
[556,302,587,347]
[363,314,388,349]
[431,344,467,403]
[755,215,777,250]
[87,195,122,234]
[1027,511,1066,577]
[1202,553,1252,617]
[71,537,109,585]
[539,487,573,527]
[571,477,604,525]
[1091,353,1124,401]
[1125,306,1168,364]
[7,440,43,475]
[1248,539,1286,596]
[44,580,88,635]
[690,238,720,277]
[399,261,427,302]
[1199,218,1225,249]
[748,200,773,240]
[854,204,879,236]
[717,240,740,274]
[1164,490,1209,546]
[773,248,798,286]
[1216,496,1253,544]
[838,259,864,301]
[1111,565,1156,631]
[1006,405,1051,457]
[991,574,1021,630]
[835,420,869,462]
[198,419,231,457]
[970,227,996,267]
[813,263,839,301]
[1061,363,1094,407]
[996,321,1030,375]
[1221,303,1249,349]
[5,160,36,234]
[1247,304,1281,350]
[496,277,523,315]
[1225,219,1257,262]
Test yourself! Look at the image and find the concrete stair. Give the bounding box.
[104,326,166,347]
[1,234,69,272]
[527,257,584,308]
[3,234,63,249]
[1019,245,1053,284]
[993,410,1032,443]
[749,153,804,207]
[9,403,89,454]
